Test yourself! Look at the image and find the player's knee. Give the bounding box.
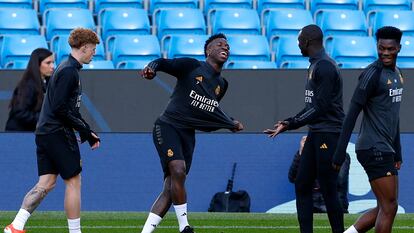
[169,166,186,180]
[382,199,398,216]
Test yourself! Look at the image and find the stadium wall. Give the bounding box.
[1,69,413,132]
[0,133,413,213]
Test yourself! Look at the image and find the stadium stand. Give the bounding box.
[98,8,150,40]
[94,0,144,14]
[204,0,253,15]
[43,8,95,40]
[279,59,310,69]
[39,0,88,14]
[3,59,28,69]
[83,60,115,69]
[326,35,377,64]
[316,10,368,37]
[272,35,303,67]
[116,60,152,69]
[226,35,271,61]
[163,34,208,60]
[311,0,359,14]
[0,0,32,8]
[398,36,414,68]
[0,35,47,67]
[149,0,198,14]
[208,8,261,35]
[370,11,414,37]
[257,0,305,18]
[51,35,105,64]
[0,8,40,35]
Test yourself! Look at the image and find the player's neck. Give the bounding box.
[206,59,223,73]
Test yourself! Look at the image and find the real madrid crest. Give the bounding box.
[215,85,221,96]
[167,149,174,157]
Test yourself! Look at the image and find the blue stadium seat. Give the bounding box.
[99,8,150,40]
[154,9,206,40]
[44,9,95,41]
[364,0,411,14]
[225,60,277,69]
[51,35,105,65]
[279,59,309,69]
[39,0,88,14]
[163,34,208,60]
[316,10,368,37]
[257,0,305,18]
[204,0,253,15]
[116,60,152,69]
[94,0,143,14]
[3,59,29,69]
[149,0,198,14]
[108,35,161,67]
[272,35,303,67]
[371,11,414,37]
[0,35,48,67]
[226,35,271,61]
[311,0,358,14]
[398,36,414,68]
[326,36,377,64]
[83,60,114,69]
[0,0,32,8]
[208,8,261,35]
[0,8,40,35]
[264,9,312,42]
[338,61,374,68]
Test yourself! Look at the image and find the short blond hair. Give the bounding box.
[68,28,100,49]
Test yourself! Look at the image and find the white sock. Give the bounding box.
[344,225,359,233]
[11,209,31,230]
[141,212,162,233]
[67,218,81,233]
[174,203,189,232]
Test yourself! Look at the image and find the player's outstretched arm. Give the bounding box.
[140,66,156,80]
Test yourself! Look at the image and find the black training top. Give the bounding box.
[36,55,92,141]
[285,49,344,132]
[147,58,236,132]
[333,60,403,165]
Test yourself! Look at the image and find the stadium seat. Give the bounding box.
[264,9,312,42]
[0,35,48,67]
[257,0,305,18]
[39,0,88,14]
[163,34,208,60]
[397,36,414,68]
[0,8,40,35]
[3,59,29,69]
[326,36,377,64]
[108,35,161,67]
[208,8,261,35]
[44,8,95,41]
[116,60,152,69]
[204,0,253,15]
[279,59,309,69]
[316,10,368,37]
[225,60,277,69]
[370,11,414,37]
[337,61,374,68]
[272,35,303,67]
[0,0,32,8]
[149,0,198,14]
[311,0,358,14]
[94,0,144,14]
[51,35,105,65]
[83,60,114,69]
[226,35,271,61]
[154,9,206,41]
[98,8,150,40]
[364,0,411,14]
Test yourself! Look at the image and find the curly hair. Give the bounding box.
[204,33,227,57]
[375,26,403,43]
[68,28,100,49]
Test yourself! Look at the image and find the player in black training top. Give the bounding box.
[264,24,345,233]
[334,26,404,233]
[4,28,101,233]
[139,33,243,233]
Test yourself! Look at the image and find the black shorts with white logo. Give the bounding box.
[152,119,195,179]
[36,128,82,180]
[356,148,398,182]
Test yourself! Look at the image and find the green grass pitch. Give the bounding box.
[1,212,413,233]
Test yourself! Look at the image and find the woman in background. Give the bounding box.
[5,48,54,131]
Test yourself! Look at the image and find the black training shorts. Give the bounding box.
[356,148,398,182]
[36,128,82,180]
[152,119,195,179]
